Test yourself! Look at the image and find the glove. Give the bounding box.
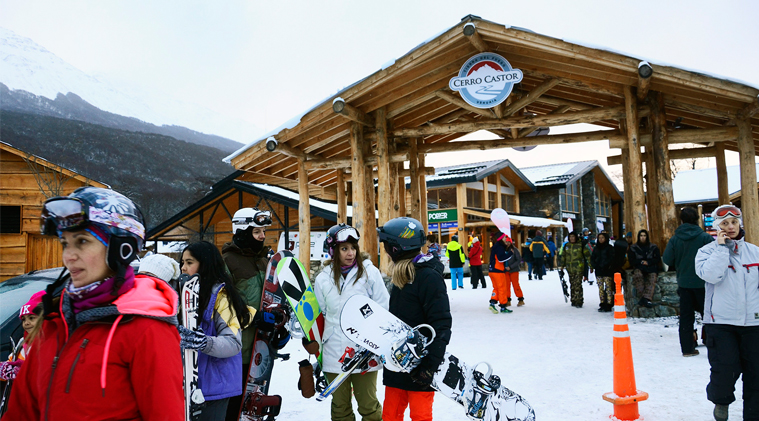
[273,327,291,349]
[410,363,435,387]
[178,325,208,351]
[252,311,277,332]
[302,337,320,355]
[0,360,21,380]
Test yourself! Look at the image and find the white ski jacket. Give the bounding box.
[696,237,759,326]
[314,256,390,373]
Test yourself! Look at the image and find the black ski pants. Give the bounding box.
[470,264,487,288]
[678,287,705,354]
[532,257,544,279]
[704,324,759,420]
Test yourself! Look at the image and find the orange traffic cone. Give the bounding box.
[602,273,648,420]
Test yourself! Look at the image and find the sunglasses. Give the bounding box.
[40,197,89,236]
[714,206,741,218]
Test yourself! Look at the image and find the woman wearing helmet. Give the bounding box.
[314,223,388,421]
[696,205,759,421]
[6,187,184,421]
[378,217,452,421]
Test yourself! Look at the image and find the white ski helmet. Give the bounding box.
[232,208,272,233]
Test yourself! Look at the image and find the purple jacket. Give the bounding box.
[198,283,243,400]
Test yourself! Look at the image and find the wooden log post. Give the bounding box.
[456,184,467,241]
[376,107,392,273]
[364,163,378,266]
[408,138,422,223]
[389,141,401,218]
[650,92,677,251]
[419,152,429,233]
[715,142,730,205]
[623,86,648,237]
[481,177,488,211]
[644,148,663,248]
[350,122,371,254]
[398,174,407,217]
[495,174,502,209]
[297,160,311,264]
[336,169,347,224]
[737,115,759,243]
[620,147,632,234]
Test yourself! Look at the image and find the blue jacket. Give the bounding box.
[199,283,243,400]
[547,239,557,257]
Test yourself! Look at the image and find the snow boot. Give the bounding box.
[714,403,729,421]
[517,298,525,307]
[505,299,512,307]
[298,360,315,398]
[499,306,513,314]
[489,304,499,314]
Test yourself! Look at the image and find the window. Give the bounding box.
[560,181,580,213]
[596,188,612,217]
[501,194,516,213]
[466,188,482,208]
[0,206,22,234]
[427,188,456,210]
[488,192,497,209]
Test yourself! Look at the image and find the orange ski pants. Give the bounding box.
[382,386,435,421]
[490,271,522,304]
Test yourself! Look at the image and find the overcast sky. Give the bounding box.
[2,0,758,180]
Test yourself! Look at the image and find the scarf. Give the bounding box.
[67,266,135,313]
[341,261,357,277]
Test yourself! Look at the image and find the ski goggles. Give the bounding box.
[333,226,360,243]
[40,197,89,236]
[714,205,741,219]
[232,211,272,227]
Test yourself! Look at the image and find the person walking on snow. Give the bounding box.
[522,238,534,280]
[590,232,615,312]
[695,205,759,421]
[628,229,661,308]
[488,233,522,312]
[314,223,388,421]
[426,234,441,260]
[529,231,550,280]
[468,237,486,289]
[445,235,466,290]
[5,187,184,421]
[662,206,713,357]
[559,232,592,308]
[546,235,557,271]
[378,217,452,421]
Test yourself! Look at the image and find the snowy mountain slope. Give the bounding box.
[0,27,260,143]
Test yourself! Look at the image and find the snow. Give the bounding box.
[269,270,739,421]
[673,163,759,204]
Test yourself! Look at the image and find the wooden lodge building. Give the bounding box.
[0,141,108,282]
[221,15,758,275]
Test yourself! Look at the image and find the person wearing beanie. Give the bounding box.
[0,291,45,382]
[445,235,466,290]
[139,253,181,285]
[529,230,549,280]
[488,233,521,312]
[468,237,486,289]
[426,234,441,259]
[628,229,661,308]
[559,232,592,308]
[696,205,759,421]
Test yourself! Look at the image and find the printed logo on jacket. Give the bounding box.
[449,53,523,109]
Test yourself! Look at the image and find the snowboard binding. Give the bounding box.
[241,391,282,421]
[338,346,378,374]
[465,362,499,420]
[389,324,435,373]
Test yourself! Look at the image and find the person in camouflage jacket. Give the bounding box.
[559,232,593,307]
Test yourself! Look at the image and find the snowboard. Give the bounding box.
[239,250,291,421]
[340,295,535,421]
[180,273,205,421]
[558,268,569,303]
[0,337,24,417]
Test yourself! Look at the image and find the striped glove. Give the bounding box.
[178,325,208,351]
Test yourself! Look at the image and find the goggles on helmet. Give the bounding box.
[40,197,89,235]
[714,205,741,219]
[232,211,272,227]
[333,226,360,244]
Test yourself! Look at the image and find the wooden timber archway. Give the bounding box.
[226,15,759,273]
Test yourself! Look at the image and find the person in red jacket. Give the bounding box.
[5,187,184,421]
[468,237,486,289]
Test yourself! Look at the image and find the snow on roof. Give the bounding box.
[673,163,759,204]
[511,214,569,229]
[426,159,503,183]
[519,160,597,186]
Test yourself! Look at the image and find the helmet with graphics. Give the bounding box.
[232,208,272,233]
[324,223,360,257]
[377,217,425,262]
[40,186,145,272]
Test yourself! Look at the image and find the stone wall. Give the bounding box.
[622,270,679,318]
[580,172,597,233]
[519,188,561,220]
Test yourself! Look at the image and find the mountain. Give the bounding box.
[0,26,260,146]
[0,110,235,229]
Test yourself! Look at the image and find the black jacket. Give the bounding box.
[629,242,661,274]
[383,256,452,392]
[611,238,629,273]
[590,242,615,277]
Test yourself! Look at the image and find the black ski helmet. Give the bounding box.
[377,217,425,261]
[324,223,360,257]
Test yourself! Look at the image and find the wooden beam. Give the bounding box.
[715,143,729,205]
[435,90,496,118]
[333,98,373,127]
[418,130,622,154]
[737,115,759,243]
[350,122,370,253]
[517,105,570,138]
[389,141,401,218]
[620,146,632,234]
[650,91,677,252]
[636,64,653,100]
[303,152,408,170]
[501,78,561,117]
[464,22,489,52]
[273,142,315,160]
[738,98,759,120]
[408,138,421,223]
[456,183,467,236]
[376,108,392,274]
[644,147,663,250]
[363,158,378,267]
[663,96,733,120]
[495,173,502,209]
[607,146,719,165]
[297,159,311,264]
[336,169,347,224]
[419,153,429,234]
[608,126,739,149]
[391,105,649,138]
[343,167,434,181]
[623,86,647,237]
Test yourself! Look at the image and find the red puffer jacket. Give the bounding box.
[468,241,483,266]
[5,274,184,421]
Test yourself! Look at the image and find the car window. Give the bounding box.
[0,282,47,324]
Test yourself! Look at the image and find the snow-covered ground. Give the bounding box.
[269,270,743,421]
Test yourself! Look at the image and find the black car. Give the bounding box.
[0,268,66,361]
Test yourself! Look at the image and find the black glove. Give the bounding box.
[252,310,277,331]
[410,363,435,387]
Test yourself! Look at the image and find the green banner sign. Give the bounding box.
[427,209,457,223]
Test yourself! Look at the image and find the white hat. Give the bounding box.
[138,254,181,283]
[712,204,742,230]
[472,237,479,243]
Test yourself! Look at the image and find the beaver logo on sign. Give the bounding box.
[449,53,523,109]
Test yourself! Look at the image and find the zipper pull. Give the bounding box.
[81,339,89,348]
[52,356,59,369]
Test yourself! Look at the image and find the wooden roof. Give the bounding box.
[1,141,109,188]
[227,15,759,198]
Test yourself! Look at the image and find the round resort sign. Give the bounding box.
[449,53,523,109]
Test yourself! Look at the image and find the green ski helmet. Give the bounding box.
[377,217,425,262]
